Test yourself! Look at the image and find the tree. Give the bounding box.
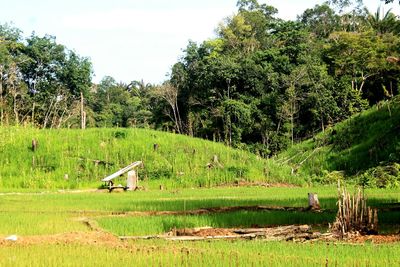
[154,82,183,134]
[299,4,339,38]
[366,7,400,34]
[0,24,23,125]
[325,31,400,103]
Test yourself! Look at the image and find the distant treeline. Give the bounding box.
[0,0,399,156]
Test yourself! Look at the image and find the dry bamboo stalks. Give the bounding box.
[331,181,378,238]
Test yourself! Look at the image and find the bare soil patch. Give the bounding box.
[0,231,120,247]
[349,234,400,244]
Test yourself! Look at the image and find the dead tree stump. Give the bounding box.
[31,139,38,152]
[126,170,138,190]
[331,183,378,238]
[153,143,159,151]
[308,193,320,210]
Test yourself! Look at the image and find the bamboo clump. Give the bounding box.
[331,182,378,238]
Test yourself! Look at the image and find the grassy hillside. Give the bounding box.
[0,127,297,190]
[277,96,400,187]
[2,96,398,190]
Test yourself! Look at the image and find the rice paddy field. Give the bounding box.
[0,186,399,266]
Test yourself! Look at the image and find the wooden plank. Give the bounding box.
[101,161,142,182]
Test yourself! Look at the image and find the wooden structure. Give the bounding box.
[101,161,142,192]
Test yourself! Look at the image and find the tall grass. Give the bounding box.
[0,127,297,189]
[277,96,400,186]
[0,241,399,266]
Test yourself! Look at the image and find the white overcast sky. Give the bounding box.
[1,0,399,84]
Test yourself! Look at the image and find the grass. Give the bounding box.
[0,188,397,266]
[0,100,399,265]
[97,210,400,236]
[0,187,397,236]
[0,187,398,213]
[0,213,87,235]
[0,127,299,189]
[97,210,336,236]
[0,241,399,266]
[1,97,398,191]
[277,96,400,186]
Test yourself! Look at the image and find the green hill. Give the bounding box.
[277,96,400,188]
[0,127,297,190]
[2,96,398,190]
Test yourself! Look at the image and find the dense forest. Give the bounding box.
[0,0,399,156]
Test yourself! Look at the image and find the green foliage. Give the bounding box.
[165,1,400,156]
[359,163,400,188]
[278,96,400,187]
[0,27,93,128]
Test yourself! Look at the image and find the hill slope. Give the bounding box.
[0,127,296,190]
[277,96,400,187]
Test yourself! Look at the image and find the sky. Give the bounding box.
[1,0,399,84]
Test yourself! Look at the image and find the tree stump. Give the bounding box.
[126,170,138,190]
[308,193,320,210]
[153,143,159,151]
[31,139,38,152]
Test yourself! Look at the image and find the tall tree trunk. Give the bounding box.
[174,99,183,134]
[31,102,35,126]
[12,86,19,126]
[81,91,86,129]
[43,98,55,128]
[321,115,325,133]
[291,101,294,146]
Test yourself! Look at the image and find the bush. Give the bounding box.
[359,163,400,188]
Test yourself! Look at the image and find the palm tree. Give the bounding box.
[367,6,399,34]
